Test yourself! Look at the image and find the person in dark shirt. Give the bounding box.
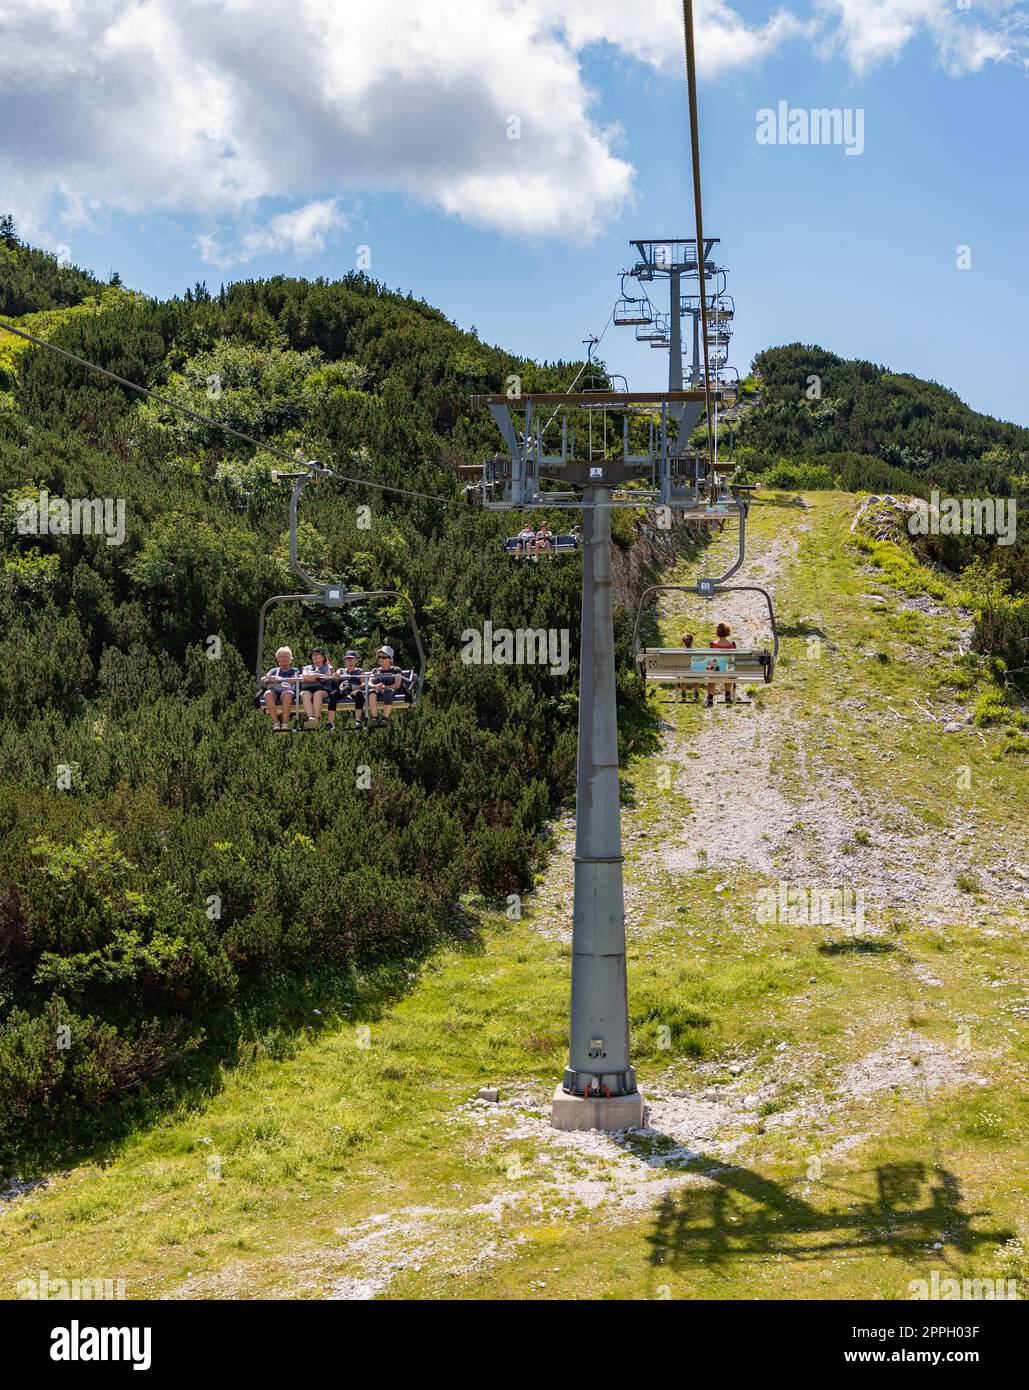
[366,645,405,725]
[329,650,367,730]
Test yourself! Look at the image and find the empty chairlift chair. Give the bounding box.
[613,274,654,328]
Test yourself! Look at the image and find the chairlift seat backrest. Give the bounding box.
[639,646,773,684]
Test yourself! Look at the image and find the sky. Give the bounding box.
[2,0,1028,423]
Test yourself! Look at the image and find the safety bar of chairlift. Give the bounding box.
[256,590,426,698]
[630,582,779,675]
[613,299,653,328]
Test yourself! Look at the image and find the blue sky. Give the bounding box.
[3,1,1028,423]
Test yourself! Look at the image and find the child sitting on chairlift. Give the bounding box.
[678,632,699,703]
[329,650,367,730]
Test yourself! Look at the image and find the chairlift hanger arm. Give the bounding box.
[630,580,778,667]
[284,471,327,594]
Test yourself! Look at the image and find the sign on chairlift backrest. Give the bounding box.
[646,650,736,674]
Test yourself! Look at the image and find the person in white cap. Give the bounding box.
[366,644,404,725]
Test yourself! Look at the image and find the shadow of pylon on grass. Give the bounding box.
[644,1157,1012,1272]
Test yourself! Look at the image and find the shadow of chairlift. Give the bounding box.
[255,463,426,732]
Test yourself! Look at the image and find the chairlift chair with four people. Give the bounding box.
[255,464,426,731]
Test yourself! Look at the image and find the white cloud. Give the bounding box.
[814,0,1029,76]
[1,0,1023,264]
[0,0,791,259]
[198,199,347,268]
[548,0,808,75]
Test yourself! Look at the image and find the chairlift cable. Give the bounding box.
[0,316,461,508]
[680,0,716,490]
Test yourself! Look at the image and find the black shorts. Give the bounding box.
[301,681,334,695]
[328,687,365,710]
[368,686,397,706]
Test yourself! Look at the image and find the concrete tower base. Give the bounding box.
[551,1084,647,1133]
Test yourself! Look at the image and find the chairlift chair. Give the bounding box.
[613,274,654,328]
[706,295,735,322]
[631,581,778,690]
[255,466,426,729]
[503,531,580,559]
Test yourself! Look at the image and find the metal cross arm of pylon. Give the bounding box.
[467,389,730,511]
[628,237,720,279]
[468,391,711,407]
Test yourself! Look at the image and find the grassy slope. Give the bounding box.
[1,492,1026,1300]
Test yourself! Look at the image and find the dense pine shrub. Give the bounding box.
[0,242,610,1167]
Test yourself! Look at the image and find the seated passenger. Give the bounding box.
[678,632,699,703]
[514,523,536,560]
[366,644,405,725]
[707,621,737,708]
[328,649,367,730]
[535,520,555,559]
[260,646,299,730]
[300,647,334,727]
